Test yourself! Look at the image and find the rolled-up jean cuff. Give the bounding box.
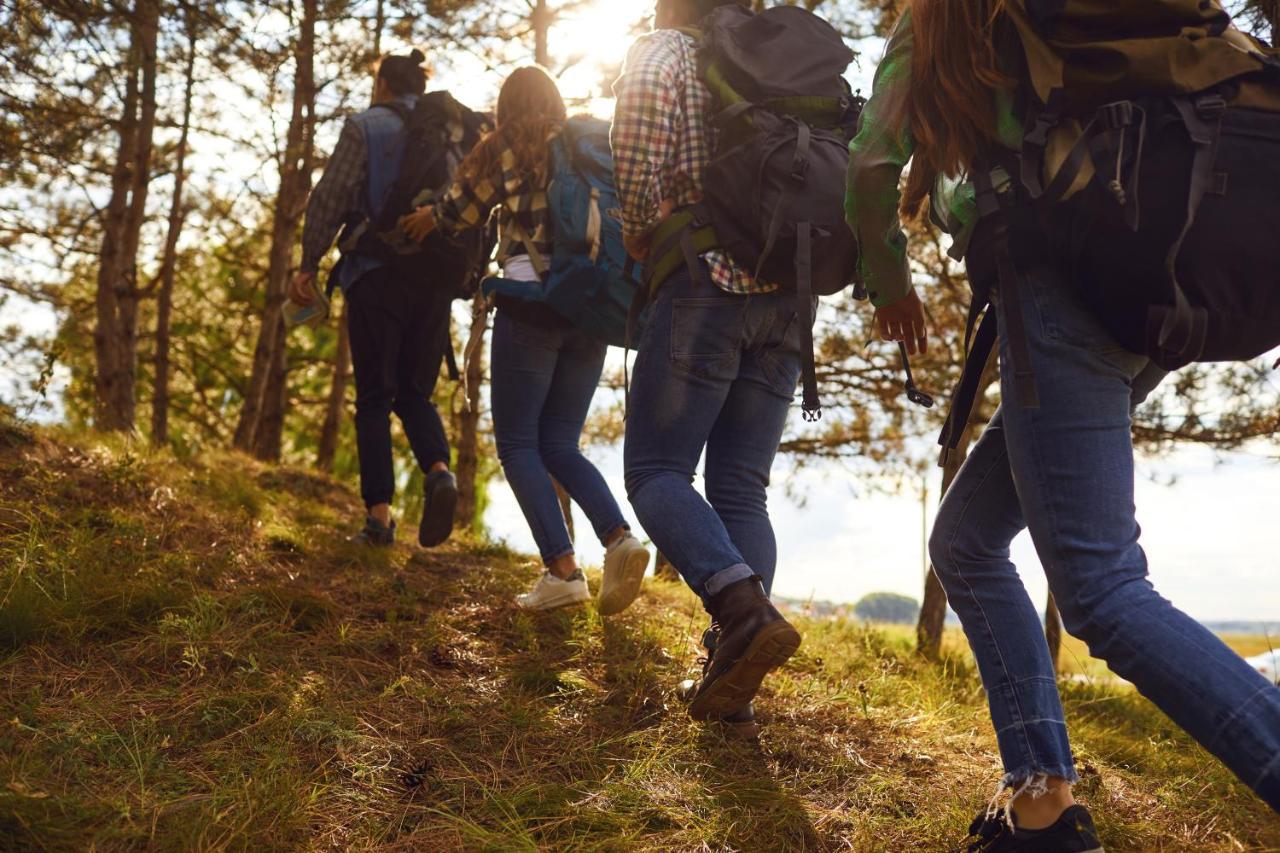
[543,547,575,567]
[702,563,754,600]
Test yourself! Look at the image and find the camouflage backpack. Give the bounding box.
[940,0,1280,462]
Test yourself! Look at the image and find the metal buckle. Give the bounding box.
[1098,100,1136,130]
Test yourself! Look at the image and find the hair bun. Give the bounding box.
[409,49,425,64]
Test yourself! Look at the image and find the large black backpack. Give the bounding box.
[644,5,864,420]
[338,91,494,301]
[939,1,1280,462]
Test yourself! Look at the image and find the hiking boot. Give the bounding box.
[598,533,650,616]
[685,577,800,722]
[516,570,591,611]
[678,667,761,741]
[419,469,458,548]
[354,516,396,547]
[962,806,1104,852]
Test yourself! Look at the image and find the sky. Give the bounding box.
[3,1,1277,624]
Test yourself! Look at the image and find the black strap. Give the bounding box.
[796,222,820,421]
[899,343,935,410]
[444,340,461,383]
[681,230,715,293]
[973,169,1040,411]
[1146,94,1224,368]
[753,121,811,283]
[937,303,998,466]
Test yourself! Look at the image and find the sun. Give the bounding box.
[551,1,653,116]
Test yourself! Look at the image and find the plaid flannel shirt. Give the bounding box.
[612,29,774,295]
[432,140,552,269]
[301,119,367,274]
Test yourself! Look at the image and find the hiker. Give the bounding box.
[288,50,466,549]
[848,1,1280,846]
[614,0,862,737]
[398,66,652,614]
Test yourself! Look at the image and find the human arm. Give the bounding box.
[846,13,917,311]
[611,32,683,257]
[845,13,928,353]
[300,119,367,275]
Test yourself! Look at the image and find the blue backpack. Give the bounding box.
[483,117,641,348]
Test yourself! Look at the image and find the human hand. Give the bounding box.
[875,288,929,356]
[289,271,316,307]
[625,199,678,261]
[399,206,438,242]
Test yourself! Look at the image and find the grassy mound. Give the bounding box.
[0,430,1275,850]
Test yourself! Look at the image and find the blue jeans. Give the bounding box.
[490,309,628,565]
[624,264,805,602]
[930,264,1280,811]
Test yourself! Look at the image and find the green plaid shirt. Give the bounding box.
[433,139,552,267]
[846,12,1021,307]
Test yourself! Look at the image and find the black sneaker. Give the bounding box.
[419,470,458,548]
[354,516,396,547]
[962,805,1103,852]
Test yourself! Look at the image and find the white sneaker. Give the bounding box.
[598,534,651,616]
[516,571,591,611]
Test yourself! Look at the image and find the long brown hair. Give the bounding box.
[458,66,566,186]
[900,0,1014,220]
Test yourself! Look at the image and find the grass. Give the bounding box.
[0,428,1276,851]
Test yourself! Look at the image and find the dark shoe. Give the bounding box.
[678,625,762,740]
[685,577,800,722]
[354,516,396,547]
[419,470,458,548]
[962,806,1103,852]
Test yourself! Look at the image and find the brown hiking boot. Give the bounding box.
[685,577,800,722]
[678,625,762,740]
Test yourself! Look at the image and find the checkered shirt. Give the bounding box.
[611,29,775,294]
[432,141,551,268]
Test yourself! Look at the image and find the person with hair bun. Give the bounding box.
[289,49,461,550]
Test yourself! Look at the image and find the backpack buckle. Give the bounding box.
[1097,100,1136,130]
[1195,93,1227,121]
[790,157,810,184]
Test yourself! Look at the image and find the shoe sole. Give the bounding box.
[688,620,801,721]
[598,547,650,616]
[516,589,591,612]
[419,477,459,548]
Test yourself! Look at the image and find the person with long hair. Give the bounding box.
[847,2,1280,848]
[400,66,651,613]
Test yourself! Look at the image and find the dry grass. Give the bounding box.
[0,428,1276,851]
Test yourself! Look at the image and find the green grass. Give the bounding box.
[0,428,1276,850]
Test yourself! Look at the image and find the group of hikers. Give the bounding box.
[287,0,1280,848]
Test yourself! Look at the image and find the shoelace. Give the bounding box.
[961,809,1012,853]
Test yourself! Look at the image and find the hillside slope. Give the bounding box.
[0,426,1276,851]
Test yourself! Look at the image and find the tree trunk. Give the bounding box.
[556,479,575,542]
[532,0,552,67]
[654,552,680,582]
[453,294,488,528]
[234,0,318,458]
[152,12,198,446]
[1045,592,1064,673]
[915,448,966,660]
[254,324,290,460]
[916,347,999,659]
[316,307,351,472]
[94,0,159,433]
